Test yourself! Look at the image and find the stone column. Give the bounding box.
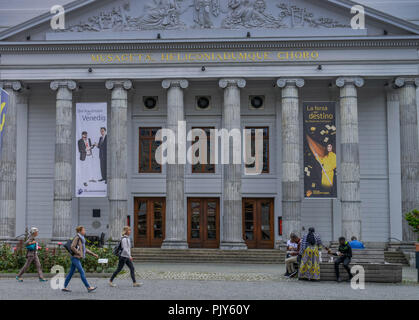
[161,79,189,249]
[0,81,22,240]
[50,80,77,241]
[395,77,419,241]
[385,86,403,242]
[277,78,304,239]
[105,80,132,241]
[336,77,364,240]
[219,78,247,250]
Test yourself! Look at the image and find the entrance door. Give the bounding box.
[134,197,165,247]
[242,198,274,249]
[187,198,220,248]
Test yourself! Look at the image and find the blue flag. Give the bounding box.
[0,89,9,158]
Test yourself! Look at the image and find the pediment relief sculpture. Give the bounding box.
[57,0,350,32]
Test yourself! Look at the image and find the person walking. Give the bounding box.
[298,227,323,281]
[62,226,98,293]
[16,227,48,282]
[109,226,142,287]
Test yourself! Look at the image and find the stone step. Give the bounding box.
[384,251,409,265]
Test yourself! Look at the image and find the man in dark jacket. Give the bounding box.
[95,127,107,183]
[328,237,353,282]
[78,131,95,186]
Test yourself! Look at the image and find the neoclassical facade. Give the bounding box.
[0,0,418,248]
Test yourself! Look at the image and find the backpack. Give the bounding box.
[113,239,123,257]
[63,239,74,256]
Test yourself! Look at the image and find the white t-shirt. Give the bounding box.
[287,240,298,250]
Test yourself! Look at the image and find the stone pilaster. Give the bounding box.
[161,79,189,249]
[277,78,304,239]
[219,78,247,250]
[0,81,22,240]
[336,77,364,240]
[395,77,419,241]
[105,80,132,240]
[50,80,77,241]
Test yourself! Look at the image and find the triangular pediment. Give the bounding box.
[1,0,418,41]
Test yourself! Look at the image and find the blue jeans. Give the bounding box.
[64,256,90,288]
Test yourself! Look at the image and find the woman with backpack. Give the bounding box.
[298,227,323,281]
[16,227,48,282]
[62,226,98,293]
[109,226,141,287]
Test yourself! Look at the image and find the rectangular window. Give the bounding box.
[245,127,269,173]
[191,127,215,174]
[139,127,162,173]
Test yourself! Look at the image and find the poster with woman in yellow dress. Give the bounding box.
[303,102,337,198]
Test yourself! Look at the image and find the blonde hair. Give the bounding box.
[76,226,84,233]
[122,226,131,236]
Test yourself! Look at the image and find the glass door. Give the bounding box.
[187,198,220,248]
[134,198,165,247]
[242,198,274,249]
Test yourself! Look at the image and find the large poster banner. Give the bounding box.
[0,89,9,159]
[0,89,9,158]
[75,103,107,197]
[303,102,337,199]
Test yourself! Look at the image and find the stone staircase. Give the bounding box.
[131,248,285,264]
[384,251,410,265]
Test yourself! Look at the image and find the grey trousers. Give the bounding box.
[17,253,44,278]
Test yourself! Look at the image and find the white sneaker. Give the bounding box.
[133,282,142,287]
[109,281,116,287]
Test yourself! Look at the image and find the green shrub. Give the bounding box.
[0,241,118,274]
[404,209,419,241]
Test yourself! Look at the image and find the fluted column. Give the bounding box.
[336,77,364,240]
[277,78,304,239]
[219,78,247,250]
[105,80,132,240]
[50,80,77,241]
[0,81,22,240]
[161,79,189,249]
[395,77,419,241]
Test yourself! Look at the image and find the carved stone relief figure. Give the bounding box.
[138,0,189,30]
[193,0,220,28]
[222,0,281,29]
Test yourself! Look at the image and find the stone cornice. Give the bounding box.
[162,79,189,89]
[0,37,419,53]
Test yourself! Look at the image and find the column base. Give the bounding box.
[220,241,248,250]
[161,240,189,249]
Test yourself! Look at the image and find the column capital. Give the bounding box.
[336,77,364,88]
[276,78,305,88]
[162,79,189,89]
[105,79,133,90]
[50,80,77,91]
[394,77,419,88]
[0,81,22,92]
[218,78,246,89]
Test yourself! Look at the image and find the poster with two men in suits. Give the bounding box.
[75,103,107,197]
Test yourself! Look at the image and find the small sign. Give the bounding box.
[98,258,108,264]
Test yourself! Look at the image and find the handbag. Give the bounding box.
[26,243,37,251]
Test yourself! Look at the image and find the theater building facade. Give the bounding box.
[0,0,418,248]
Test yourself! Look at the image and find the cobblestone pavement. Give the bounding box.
[0,263,418,300]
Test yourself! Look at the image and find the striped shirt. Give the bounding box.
[299,232,323,255]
